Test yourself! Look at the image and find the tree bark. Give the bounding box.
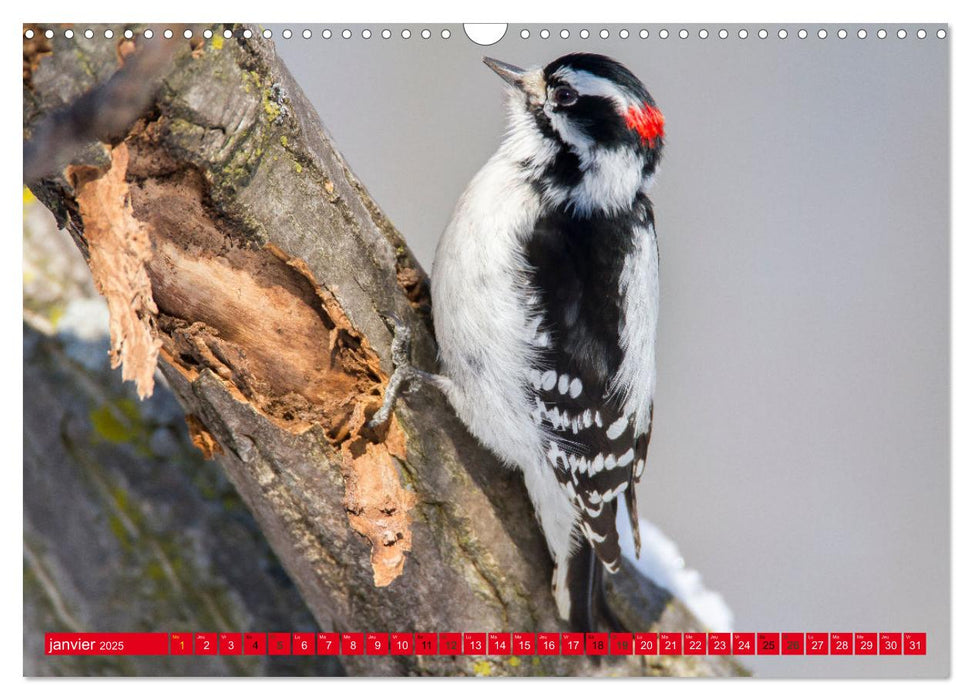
[24,23,746,677]
[23,312,343,676]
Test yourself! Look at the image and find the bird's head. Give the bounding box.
[484,53,664,216]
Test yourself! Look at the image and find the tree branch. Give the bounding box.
[23,24,188,182]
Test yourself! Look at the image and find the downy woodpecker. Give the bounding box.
[375,53,664,631]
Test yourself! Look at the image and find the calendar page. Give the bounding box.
[22,21,949,679]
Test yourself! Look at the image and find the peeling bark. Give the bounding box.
[23,24,747,677]
[185,414,224,459]
[66,144,161,398]
[340,419,415,587]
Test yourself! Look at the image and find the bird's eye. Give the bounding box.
[552,86,579,107]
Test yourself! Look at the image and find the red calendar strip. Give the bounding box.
[44,632,927,657]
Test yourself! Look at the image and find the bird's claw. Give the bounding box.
[368,311,422,429]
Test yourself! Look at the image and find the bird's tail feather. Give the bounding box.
[624,482,641,557]
[566,538,627,632]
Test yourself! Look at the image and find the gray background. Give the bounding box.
[273,24,950,678]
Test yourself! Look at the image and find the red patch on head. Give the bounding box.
[625,103,665,147]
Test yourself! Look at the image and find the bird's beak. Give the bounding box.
[483,57,528,88]
[483,56,546,103]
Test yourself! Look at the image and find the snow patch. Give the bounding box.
[617,500,735,632]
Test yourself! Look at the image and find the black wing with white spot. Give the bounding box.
[524,198,655,573]
[531,369,645,572]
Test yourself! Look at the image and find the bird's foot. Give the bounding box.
[368,313,435,428]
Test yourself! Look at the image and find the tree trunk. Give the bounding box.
[23,23,745,677]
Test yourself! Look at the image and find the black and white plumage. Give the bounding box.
[428,53,664,630]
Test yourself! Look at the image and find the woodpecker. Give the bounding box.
[373,53,664,631]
